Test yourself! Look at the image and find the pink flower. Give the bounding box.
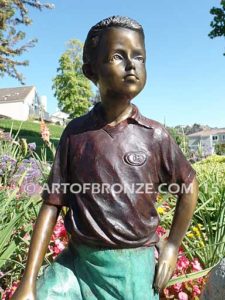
[178,248,184,254]
[156,225,166,237]
[51,220,67,243]
[192,284,201,296]
[160,245,207,299]
[54,239,65,251]
[173,282,182,292]
[197,276,204,284]
[53,220,67,238]
[191,258,202,272]
[163,288,170,298]
[177,255,190,272]
[178,291,188,300]
[2,281,20,300]
[47,217,68,260]
[49,238,66,259]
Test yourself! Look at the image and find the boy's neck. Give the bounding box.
[101,101,133,126]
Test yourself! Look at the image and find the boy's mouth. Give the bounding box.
[124,73,139,80]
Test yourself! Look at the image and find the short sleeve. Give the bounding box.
[159,129,196,196]
[42,129,70,207]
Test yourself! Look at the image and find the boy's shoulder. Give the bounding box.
[62,110,94,136]
[137,112,171,141]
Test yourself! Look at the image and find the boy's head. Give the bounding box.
[83,16,145,65]
[83,16,146,102]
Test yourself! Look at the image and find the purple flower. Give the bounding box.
[3,132,12,142]
[28,143,36,151]
[0,155,17,174]
[10,158,43,191]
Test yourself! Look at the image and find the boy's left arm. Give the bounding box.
[154,175,199,292]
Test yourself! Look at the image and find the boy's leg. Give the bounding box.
[36,244,159,300]
[73,244,159,300]
[36,247,83,300]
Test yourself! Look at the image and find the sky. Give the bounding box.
[1,0,225,127]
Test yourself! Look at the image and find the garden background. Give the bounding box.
[1,1,225,299]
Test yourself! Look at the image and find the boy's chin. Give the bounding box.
[104,87,143,102]
[125,89,142,101]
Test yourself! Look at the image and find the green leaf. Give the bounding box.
[0,240,17,268]
[166,266,214,287]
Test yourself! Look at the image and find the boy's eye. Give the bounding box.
[135,56,145,63]
[111,54,123,61]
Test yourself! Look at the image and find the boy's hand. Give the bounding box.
[11,279,36,300]
[154,242,178,292]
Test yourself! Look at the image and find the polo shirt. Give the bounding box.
[42,103,196,249]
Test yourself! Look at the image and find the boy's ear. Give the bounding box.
[82,63,98,85]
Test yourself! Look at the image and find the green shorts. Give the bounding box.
[36,243,159,300]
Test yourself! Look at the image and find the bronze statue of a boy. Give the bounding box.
[12,16,198,300]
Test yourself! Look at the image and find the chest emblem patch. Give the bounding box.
[124,151,147,166]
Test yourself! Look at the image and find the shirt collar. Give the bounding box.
[90,102,153,129]
[128,104,153,129]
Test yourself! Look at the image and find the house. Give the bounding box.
[0,86,47,121]
[188,129,225,155]
[50,111,69,126]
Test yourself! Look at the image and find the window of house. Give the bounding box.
[212,135,218,141]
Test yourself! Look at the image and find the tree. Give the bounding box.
[0,0,54,84]
[52,39,93,118]
[209,0,225,55]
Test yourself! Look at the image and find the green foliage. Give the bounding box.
[0,0,54,84]
[52,39,93,118]
[209,0,225,55]
[167,127,190,158]
[0,126,65,293]
[215,143,225,155]
[0,125,59,290]
[159,155,225,269]
[183,157,225,267]
[167,127,183,145]
[0,188,41,287]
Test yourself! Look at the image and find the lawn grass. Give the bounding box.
[0,119,64,159]
[0,119,63,138]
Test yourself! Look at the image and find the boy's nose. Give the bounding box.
[125,58,135,71]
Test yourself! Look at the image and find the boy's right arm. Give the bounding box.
[12,203,61,300]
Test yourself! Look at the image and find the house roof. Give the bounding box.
[51,111,69,119]
[188,129,225,137]
[0,86,35,103]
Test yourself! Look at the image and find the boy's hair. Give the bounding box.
[83,16,145,65]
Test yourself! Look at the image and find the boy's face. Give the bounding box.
[94,27,146,101]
